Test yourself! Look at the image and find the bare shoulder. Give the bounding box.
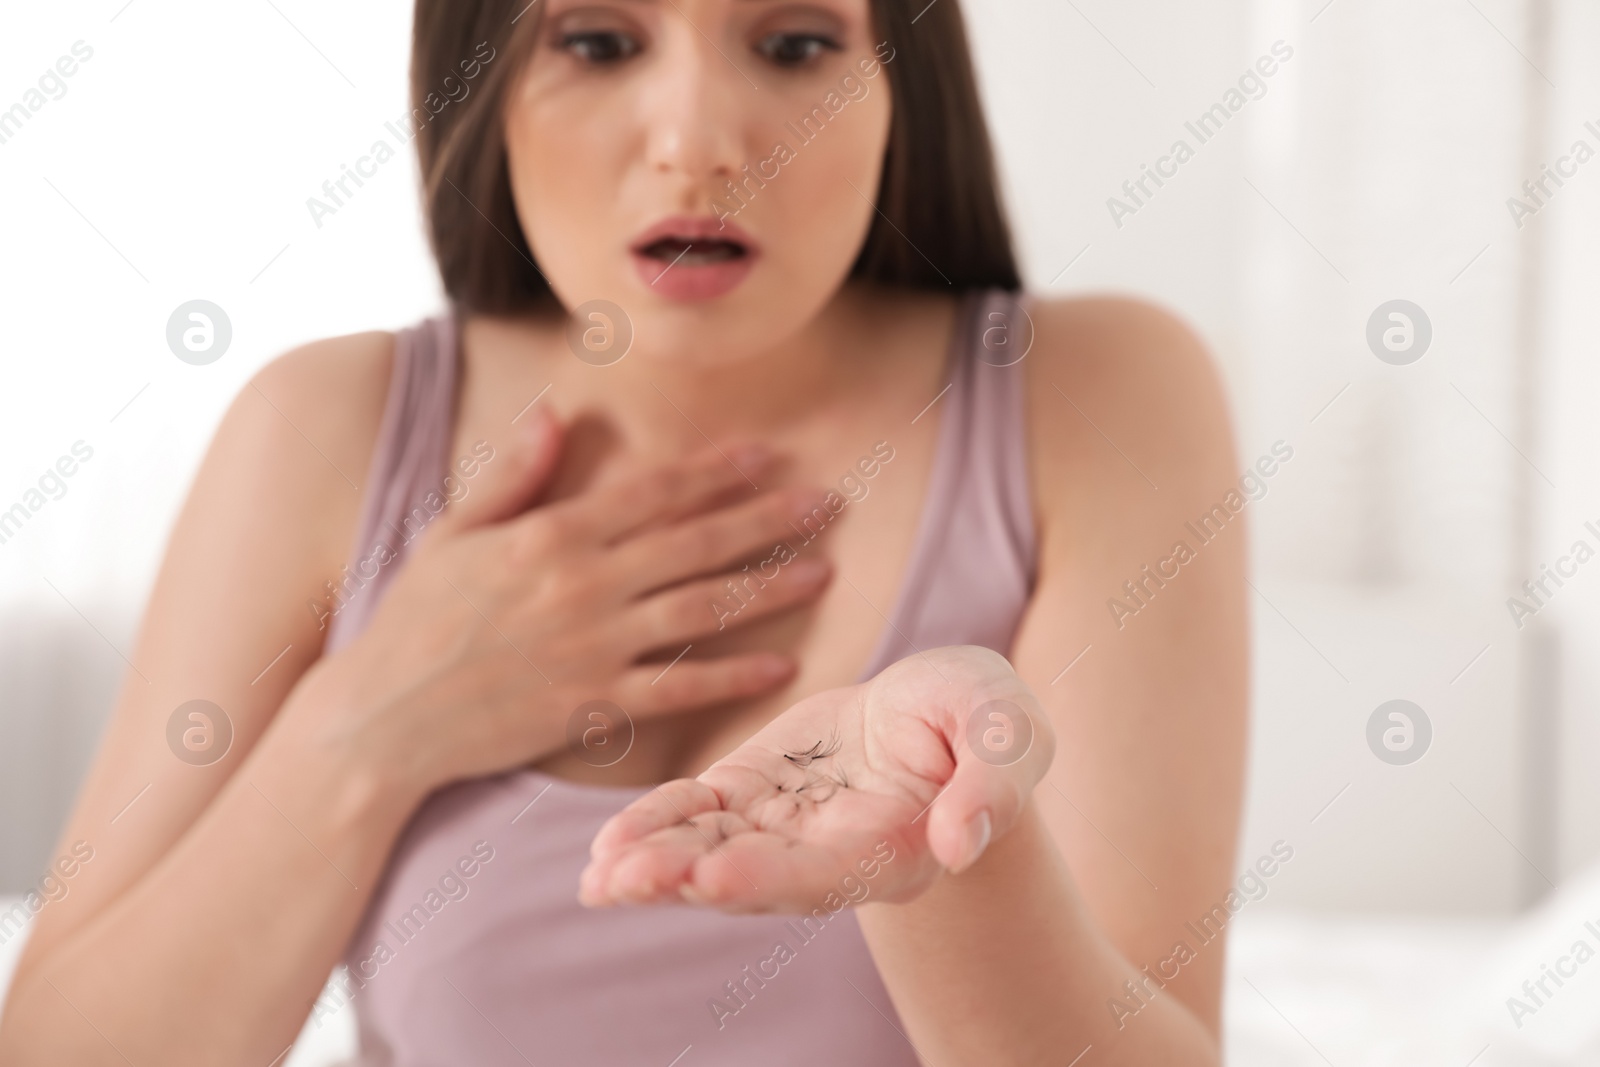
[190,326,399,621]
[189,328,400,581]
[245,329,397,483]
[11,329,400,976]
[1019,294,1239,548]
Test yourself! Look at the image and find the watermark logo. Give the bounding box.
[964,698,1034,767]
[566,699,634,767]
[566,300,632,367]
[1366,299,1431,365]
[1365,699,1431,765]
[977,301,1035,367]
[166,700,233,766]
[166,300,232,365]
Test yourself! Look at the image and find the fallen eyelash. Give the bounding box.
[794,771,845,802]
[782,728,843,768]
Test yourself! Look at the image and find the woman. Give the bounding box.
[0,0,1247,1063]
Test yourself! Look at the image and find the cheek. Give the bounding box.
[754,90,890,283]
[503,85,633,303]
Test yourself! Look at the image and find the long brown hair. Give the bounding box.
[410,0,1020,314]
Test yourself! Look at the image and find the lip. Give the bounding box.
[628,214,760,302]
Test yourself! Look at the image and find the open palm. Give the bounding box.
[578,645,1054,914]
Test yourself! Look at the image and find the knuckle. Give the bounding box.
[539,564,596,607]
[645,464,687,504]
[537,508,580,547]
[509,510,569,564]
[641,591,693,642]
[631,597,669,643]
[654,665,705,706]
[677,518,726,562]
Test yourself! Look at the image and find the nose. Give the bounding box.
[640,19,748,189]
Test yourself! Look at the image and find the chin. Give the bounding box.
[626,306,791,366]
[620,272,833,365]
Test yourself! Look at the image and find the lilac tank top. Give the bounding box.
[323,289,1037,1066]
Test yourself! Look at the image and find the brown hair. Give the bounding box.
[410,0,1020,314]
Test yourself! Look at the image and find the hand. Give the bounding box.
[279,406,836,796]
[578,645,1054,912]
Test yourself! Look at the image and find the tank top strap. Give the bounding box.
[966,288,1039,584]
[853,287,1039,680]
[324,313,461,655]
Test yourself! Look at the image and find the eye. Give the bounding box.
[561,30,641,64]
[755,32,840,68]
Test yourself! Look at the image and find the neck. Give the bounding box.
[476,282,915,458]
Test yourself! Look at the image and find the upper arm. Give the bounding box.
[13,331,394,975]
[1008,296,1248,1034]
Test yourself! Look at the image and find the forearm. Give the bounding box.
[0,711,421,1067]
[856,800,1220,1067]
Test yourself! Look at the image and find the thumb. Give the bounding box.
[435,404,564,535]
[926,692,1050,875]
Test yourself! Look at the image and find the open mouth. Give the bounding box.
[629,215,759,299]
[634,236,750,266]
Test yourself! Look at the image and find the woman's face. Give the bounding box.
[504,0,894,363]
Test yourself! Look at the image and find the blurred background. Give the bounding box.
[2,0,1598,1062]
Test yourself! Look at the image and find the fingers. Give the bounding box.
[620,555,832,653]
[609,652,797,718]
[534,443,780,548]
[607,486,827,599]
[432,405,564,536]
[588,777,721,861]
[582,819,868,913]
[580,779,735,907]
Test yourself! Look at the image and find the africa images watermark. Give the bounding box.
[305,41,496,229]
[0,39,95,149]
[1106,441,1294,629]
[0,841,96,949]
[706,839,897,1031]
[710,41,897,228]
[1109,840,1295,1030]
[1505,116,1600,229]
[0,440,95,548]
[1107,40,1295,229]
[709,440,896,630]
[1505,516,1600,630]
[307,440,496,631]
[311,840,497,1028]
[1504,913,1600,1030]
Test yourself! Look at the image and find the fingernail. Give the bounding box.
[951,810,992,874]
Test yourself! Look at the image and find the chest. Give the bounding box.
[447,361,949,783]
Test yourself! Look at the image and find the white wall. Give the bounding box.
[965,0,1587,912]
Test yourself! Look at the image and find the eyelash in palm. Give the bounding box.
[782,728,842,768]
[781,729,848,799]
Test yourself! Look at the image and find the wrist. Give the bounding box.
[260,671,431,830]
